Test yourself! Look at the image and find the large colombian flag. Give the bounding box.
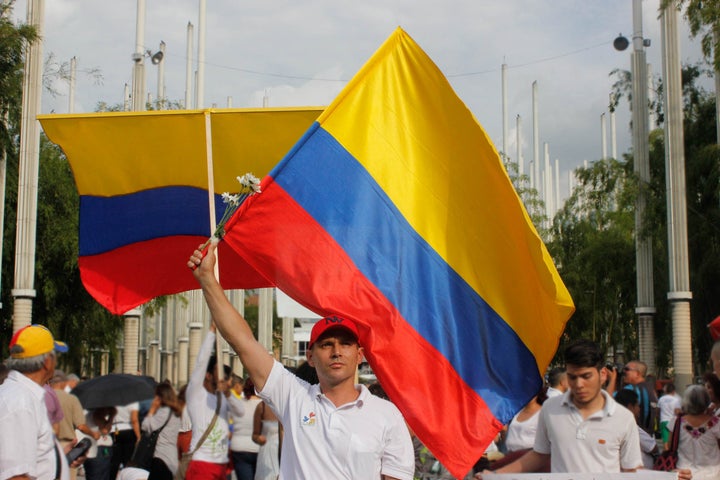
[222,28,574,477]
[39,108,322,314]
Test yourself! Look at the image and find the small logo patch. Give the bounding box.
[302,412,316,426]
[598,439,606,444]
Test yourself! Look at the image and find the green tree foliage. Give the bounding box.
[549,158,639,360]
[0,134,124,368]
[0,1,36,149]
[553,60,720,373]
[669,0,720,71]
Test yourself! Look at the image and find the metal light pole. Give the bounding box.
[661,3,693,389]
[155,41,166,109]
[615,0,656,373]
[131,0,146,112]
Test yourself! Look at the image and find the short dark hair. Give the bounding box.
[547,367,566,387]
[615,388,639,408]
[564,339,604,369]
[206,356,232,377]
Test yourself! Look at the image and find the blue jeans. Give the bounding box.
[231,451,258,480]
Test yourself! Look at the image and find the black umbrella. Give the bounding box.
[71,374,157,409]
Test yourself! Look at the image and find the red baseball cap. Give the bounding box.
[309,316,359,348]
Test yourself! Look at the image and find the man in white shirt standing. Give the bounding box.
[188,242,414,479]
[0,324,72,480]
[478,339,643,476]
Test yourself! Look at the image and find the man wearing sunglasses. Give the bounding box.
[608,361,658,436]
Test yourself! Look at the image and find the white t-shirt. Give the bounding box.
[658,393,681,423]
[534,389,642,473]
[186,331,244,464]
[546,387,564,398]
[0,370,70,480]
[113,402,139,432]
[230,396,261,453]
[505,409,540,452]
[258,360,414,479]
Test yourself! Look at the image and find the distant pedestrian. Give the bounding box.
[545,367,567,398]
[657,382,681,447]
[65,373,80,393]
[184,323,244,480]
[142,382,182,479]
[110,401,141,478]
[230,377,262,480]
[252,400,280,480]
[51,370,98,480]
[670,384,720,480]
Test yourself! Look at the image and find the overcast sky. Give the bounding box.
[10,0,710,201]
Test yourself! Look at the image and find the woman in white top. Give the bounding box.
[252,400,281,480]
[141,382,182,480]
[83,407,116,480]
[230,377,262,480]
[670,385,720,480]
[504,388,548,453]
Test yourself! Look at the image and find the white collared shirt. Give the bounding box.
[534,389,642,473]
[258,360,414,480]
[0,370,69,480]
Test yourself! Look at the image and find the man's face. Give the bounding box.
[566,364,605,408]
[307,328,363,387]
[623,362,642,385]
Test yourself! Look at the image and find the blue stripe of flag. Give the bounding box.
[271,124,541,422]
[79,186,225,256]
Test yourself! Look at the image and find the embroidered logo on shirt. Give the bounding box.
[302,412,316,426]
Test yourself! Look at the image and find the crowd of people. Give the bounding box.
[3,241,720,479]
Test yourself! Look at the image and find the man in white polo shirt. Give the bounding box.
[478,339,643,475]
[189,242,414,479]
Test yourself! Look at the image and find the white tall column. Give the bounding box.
[600,112,607,159]
[610,94,617,160]
[131,0,146,111]
[68,56,76,113]
[196,0,206,108]
[516,114,523,176]
[12,0,45,330]
[188,322,203,376]
[282,316,295,365]
[532,81,540,192]
[258,288,274,354]
[661,4,693,389]
[156,41,166,109]
[177,336,189,386]
[554,158,560,215]
[185,22,194,109]
[122,310,141,374]
[501,63,508,160]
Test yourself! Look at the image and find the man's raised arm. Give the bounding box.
[188,242,274,390]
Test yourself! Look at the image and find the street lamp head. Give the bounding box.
[613,34,629,51]
[150,51,164,65]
